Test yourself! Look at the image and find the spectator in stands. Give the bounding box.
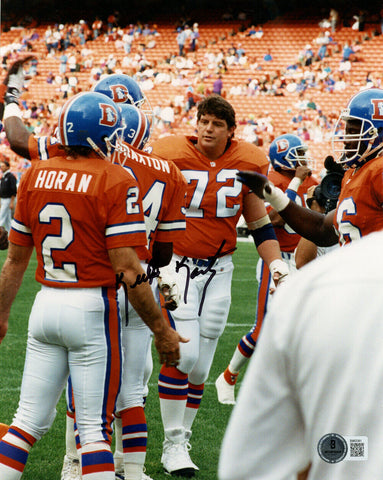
[152,103,163,128]
[246,24,264,39]
[213,75,224,95]
[107,11,119,34]
[302,44,314,66]
[263,49,273,62]
[342,42,358,62]
[314,30,333,60]
[177,26,187,56]
[329,8,339,32]
[122,30,134,54]
[46,71,54,84]
[245,25,257,37]
[333,72,347,91]
[160,101,176,129]
[92,17,103,39]
[190,23,199,52]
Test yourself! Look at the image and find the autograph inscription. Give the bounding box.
[124,240,235,316]
[130,264,160,288]
[175,240,234,316]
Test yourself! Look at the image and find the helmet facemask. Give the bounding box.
[333,111,383,168]
[284,145,315,170]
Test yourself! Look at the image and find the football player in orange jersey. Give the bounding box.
[237,88,383,247]
[2,64,187,480]
[110,103,187,480]
[216,133,319,405]
[149,94,289,477]
[0,91,185,480]
[92,76,187,480]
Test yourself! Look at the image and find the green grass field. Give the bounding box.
[0,239,259,479]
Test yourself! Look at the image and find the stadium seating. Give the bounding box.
[0,12,381,176]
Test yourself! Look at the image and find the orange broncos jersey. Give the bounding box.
[267,169,319,252]
[10,155,147,288]
[334,156,383,245]
[28,134,63,160]
[112,141,187,262]
[151,135,269,259]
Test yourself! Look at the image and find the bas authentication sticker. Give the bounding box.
[317,433,348,463]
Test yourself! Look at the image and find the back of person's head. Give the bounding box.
[269,133,311,171]
[92,73,144,107]
[117,103,151,150]
[92,72,153,125]
[197,94,236,130]
[57,91,122,159]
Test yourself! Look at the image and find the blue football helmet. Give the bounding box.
[57,91,122,159]
[332,87,383,168]
[269,134,312,170]
[91,73,149,106]
[118,103,151,150]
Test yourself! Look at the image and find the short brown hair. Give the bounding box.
[197,94,236,130]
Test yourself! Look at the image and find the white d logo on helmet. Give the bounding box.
[99,103,119,126]
[371,99,383,119]
[276,138,289,153]
[109,84,130,103]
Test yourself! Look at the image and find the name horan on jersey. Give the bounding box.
[115,142,170,174]
[34,169,93,192]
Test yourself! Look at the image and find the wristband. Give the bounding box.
[247,215,271,230]
[264,184,290,212]
[250,222,277,247]
[287,177,302,192]
[3,102,22,120]
[269,259,289,283]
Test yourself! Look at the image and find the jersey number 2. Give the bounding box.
[40,204,77,283]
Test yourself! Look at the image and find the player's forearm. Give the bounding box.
[262,181,338,246]
[127,280,168,334]
[0,246,31,342]
[279,202,338,246]
[239,171,338,247]
[256,239,282,267]
[295,238,318,269]
[121,269,183,367]
[3,105,32,159]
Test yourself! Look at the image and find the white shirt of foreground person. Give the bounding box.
[219,231,383,480]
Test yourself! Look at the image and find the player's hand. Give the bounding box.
[0,227,9,250]
[295,165,312,181]
[161,285,180,310]
[3,55,36,86]
[237,170,270,199]
[269,259,289,288]
[238,170,290,212]
[3,55,36,106]
[158,265,181,310]
[154,325,189,367]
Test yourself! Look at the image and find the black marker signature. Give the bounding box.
[130,264,160,288]
[116,265,160,326]
[176,240,235,316]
